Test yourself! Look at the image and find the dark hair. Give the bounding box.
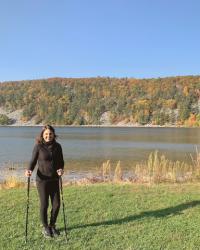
[36,124,57,144]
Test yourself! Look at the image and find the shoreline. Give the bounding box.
[0,107,199,128]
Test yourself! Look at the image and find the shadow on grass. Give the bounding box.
[62,200,200,231]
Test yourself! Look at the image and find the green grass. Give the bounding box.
[1,183,200,250]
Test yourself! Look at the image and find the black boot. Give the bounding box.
[50,225,60,237]
[42,226,52,238]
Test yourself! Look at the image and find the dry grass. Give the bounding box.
[0,176,25,189]
[90,148,200,185]
[101,160,111,181]
[113,161,123,182]
[132,149,200,184]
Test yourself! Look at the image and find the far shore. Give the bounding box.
[0,107,199,128]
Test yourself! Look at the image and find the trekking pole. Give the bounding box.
[59,176,67,239]
[25,176,30,243]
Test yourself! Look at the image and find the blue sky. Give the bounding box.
[0,0,200,81]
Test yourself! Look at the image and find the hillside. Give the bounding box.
[0,76,200,126]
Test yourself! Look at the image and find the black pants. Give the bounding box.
[36,179,60,228]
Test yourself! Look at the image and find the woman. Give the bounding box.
[25,125,64,238]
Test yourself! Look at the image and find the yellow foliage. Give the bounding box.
[183,86,189,96]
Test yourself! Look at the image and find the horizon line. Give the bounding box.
[1,74,200,83]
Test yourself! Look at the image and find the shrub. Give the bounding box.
[0,114,12,125]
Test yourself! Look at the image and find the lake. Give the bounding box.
[0,126,200,181]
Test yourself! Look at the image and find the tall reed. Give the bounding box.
[133,150,198,183]
[101,160,111,181]
[113,161,123,182]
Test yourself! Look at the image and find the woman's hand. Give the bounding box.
[25,170,32,177]
[57,169,64,176]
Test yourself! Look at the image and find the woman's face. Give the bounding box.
[43,129,55,142]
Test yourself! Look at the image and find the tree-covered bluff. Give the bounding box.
[0,76,200,126]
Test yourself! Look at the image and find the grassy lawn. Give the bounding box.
[1,183,200,250]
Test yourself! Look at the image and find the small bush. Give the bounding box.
[0,114,12,125]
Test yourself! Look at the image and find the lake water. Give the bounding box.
[0,127,200,181]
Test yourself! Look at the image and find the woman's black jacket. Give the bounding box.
[28,141,64,181]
